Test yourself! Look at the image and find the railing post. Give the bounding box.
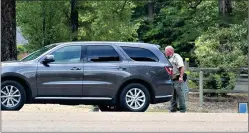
[199,71,204,106]
[184,58,190,102]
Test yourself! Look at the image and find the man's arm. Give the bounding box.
[176,54,185,82]
[179,66,184,77]
[179,66,184,82]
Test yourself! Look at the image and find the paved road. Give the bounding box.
[1,112,248,132]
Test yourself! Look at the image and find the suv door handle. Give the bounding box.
[71,67,81,70]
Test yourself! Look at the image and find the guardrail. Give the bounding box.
[184,58,248,106]
[188,67,248,72]
[189,88,248,93]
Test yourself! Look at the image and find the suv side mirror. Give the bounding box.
[42,55,55,64]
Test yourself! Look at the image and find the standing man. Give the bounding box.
[165,46,186,113]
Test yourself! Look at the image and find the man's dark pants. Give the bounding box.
[170,81,186,112]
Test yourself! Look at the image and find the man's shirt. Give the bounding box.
[168,53,184,78]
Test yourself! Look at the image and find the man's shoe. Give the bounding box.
[170,109,178,112]
[170,108,179,112]
[179,109,186,113]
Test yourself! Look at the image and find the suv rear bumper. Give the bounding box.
[152,80,174,104]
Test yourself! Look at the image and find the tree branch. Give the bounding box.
[119,0,128,14]
[62,9,71,27]
[188,0,202,9]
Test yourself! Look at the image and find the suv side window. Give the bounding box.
[121,46,159,62]
[86,45,120,62]
[50,45,81,63]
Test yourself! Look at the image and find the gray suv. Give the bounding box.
[1,41,174,112]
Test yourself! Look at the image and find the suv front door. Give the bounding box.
[36,45,83,97]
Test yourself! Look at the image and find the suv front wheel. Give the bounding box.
[119,83,150,112]
[1,80,26,111]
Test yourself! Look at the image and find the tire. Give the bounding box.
[119,83,150,112]
[1,80,26,111]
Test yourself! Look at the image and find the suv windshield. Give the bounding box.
[21,44,57,61]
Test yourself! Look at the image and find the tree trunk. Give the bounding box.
[248,0,249,86]
[1,0,17,61]
[148,0,154,21]
[218,0,232,26]
[71,0,78,41]
[218,0,232,16]
[42,1,46,46]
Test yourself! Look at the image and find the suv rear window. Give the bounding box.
[121,46,159,62]
[86,45,120,62]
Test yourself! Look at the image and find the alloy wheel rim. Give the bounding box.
[1,85,21,108]
[125,88,146,110]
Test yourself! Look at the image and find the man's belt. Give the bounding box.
[172,73,187,82]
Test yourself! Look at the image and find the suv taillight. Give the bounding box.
[165,66,173,76]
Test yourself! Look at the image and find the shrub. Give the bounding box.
[194,21,247,96]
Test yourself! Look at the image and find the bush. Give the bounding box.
[204,68,237,97]
[188,72,199,89]
[188,68,238,97]
[193,20,247,96]
[17,45,27,54]
[17,45,28,60]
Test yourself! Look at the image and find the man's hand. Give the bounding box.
[179,76,183,82]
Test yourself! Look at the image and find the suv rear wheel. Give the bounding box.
[1,80,26,111]
[119,83,150,112]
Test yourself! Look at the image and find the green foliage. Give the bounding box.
[136,1,220,66]
[16,1,71,51]
[17,1,141,52]
[191,1,248,96]
[188,71,199,89]
[16,1,247,66]
[189,69,238,96]
[195,21,248,68]
[17,45,27,55]
[17,45,29,60]
[204,70,237,97]
[138,0,248,95]
[193,19,247,94]
[78,1,140,41]
[188,80,198,90]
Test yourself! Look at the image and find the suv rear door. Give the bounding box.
[82,44,129,98]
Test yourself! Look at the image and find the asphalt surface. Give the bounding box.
[1,112,248,132]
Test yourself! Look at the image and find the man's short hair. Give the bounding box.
[165,46,174,50]
[165,46,174,54]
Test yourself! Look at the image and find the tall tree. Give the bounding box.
[1,0,17,61]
